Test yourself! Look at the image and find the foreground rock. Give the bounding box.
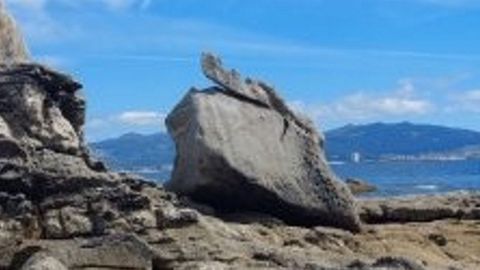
[140,215,480,269]
[0,62,183,239]
[0,5,194,268]
[166,53,361,232]
[3,234,153,270]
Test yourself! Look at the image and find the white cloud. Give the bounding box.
[5,0,151,11]
[103,0,152,10]
[36,54,69,68]
[3,0,153,51]
[86,110,166,141]
[117,111,165,126]
[5,0,47,10]
[87,110,166,129]
[452,89,480,112]
[410,0,480,8]
[291,80,434,127]
[6,0,480,63]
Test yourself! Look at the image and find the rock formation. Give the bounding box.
[166,53,362,232]
[0,2,29,63]
[1,6,480,269]
[346,178,377,195]
[0,6,199,268]
[0,61,200,266]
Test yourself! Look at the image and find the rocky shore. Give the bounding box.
[0,3,479,269]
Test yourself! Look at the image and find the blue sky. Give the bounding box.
[5,0,480,141]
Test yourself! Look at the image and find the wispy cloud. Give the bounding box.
[86,110,166,141]
[6,0,151,11]
[36,54,70,68]
[406,0,480,8]
[451,89,480,112]
[117,111,165,126]
[6,0,480,64]
[291,80,435,128]
[88,110,166,128]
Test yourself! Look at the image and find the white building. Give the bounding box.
[351,152,361,163]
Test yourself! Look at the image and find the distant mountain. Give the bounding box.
[90,132,175,180]
[325,122,480,161]
[89,122,480,181]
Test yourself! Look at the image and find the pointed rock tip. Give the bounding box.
[201,52,223,81]
[200,52,245,94]
[0,0,30,64]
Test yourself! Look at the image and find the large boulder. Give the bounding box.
[166,53,362,232]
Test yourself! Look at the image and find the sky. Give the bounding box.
[5,0,480,141]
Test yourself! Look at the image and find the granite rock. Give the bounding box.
[166,53,361,232]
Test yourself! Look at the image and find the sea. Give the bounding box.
[136,160,480,198]
[332,160,480,197]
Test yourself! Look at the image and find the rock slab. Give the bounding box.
[166,53,362,232]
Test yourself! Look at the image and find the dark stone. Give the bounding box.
[428,233,448,246]
[372,256,426,270]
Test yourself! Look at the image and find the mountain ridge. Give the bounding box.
[90,122,480,181]
[325,122,480,161]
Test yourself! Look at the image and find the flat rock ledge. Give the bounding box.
[359,191,480,223]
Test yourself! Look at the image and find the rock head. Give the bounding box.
[166,52,362,232]
[0,2,29,64]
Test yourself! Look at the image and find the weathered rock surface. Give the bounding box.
[18,252,68,270]
[4,234,153,270]
[143,213,480,270]
[0,63,189,267]
[0,2,29,63]
[166,53,361,232]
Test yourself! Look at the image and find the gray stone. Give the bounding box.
[156,207,199,229]
[19,252,68,270]
[8,235,153,270]
[43,207,93,239]
[371,256,426,270]
[166,53,361,232]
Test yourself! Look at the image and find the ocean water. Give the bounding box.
[332,160,480,197]
[136,160,480,198]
